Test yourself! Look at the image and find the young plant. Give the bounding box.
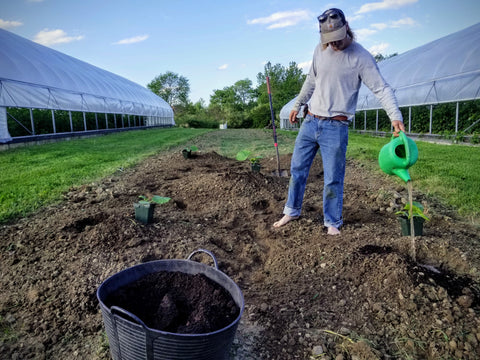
[395,201,430,221]
[135,195,170,224]
[138,195,171,205]
[183,145,198,152]
[182,145,198,159]
[236,150,262,165]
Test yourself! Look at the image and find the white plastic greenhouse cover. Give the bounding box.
[0,28,174,136]
[280,22,480,126]
[357,22,480,110]
[279,97,304,130]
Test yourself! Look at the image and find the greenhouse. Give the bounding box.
[280,22,480,134]
[0,28,174,144]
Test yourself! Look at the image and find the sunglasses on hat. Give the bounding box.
[317,8,345,24]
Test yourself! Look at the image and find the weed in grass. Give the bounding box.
[96,331,110,357]
[431,328,449,342]
[322,329,380,359]
[0,315,18,344]
[392,336,426,359]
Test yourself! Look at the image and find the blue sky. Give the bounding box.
[2,0,479,104]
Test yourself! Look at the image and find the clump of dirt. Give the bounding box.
[1,144,480,360]
[103,271,240,334]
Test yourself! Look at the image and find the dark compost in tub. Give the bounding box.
[103,271,240,334]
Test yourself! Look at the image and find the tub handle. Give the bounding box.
[111,305,149,329]
[187,248,219,270]
[111,306,157,359]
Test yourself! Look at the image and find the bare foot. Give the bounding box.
[327,226,341,235]
[273,215,299,228]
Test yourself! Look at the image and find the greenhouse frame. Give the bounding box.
[0,28,174,144]
[280,22,480,134]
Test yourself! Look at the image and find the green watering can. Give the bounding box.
[378,131,418,182]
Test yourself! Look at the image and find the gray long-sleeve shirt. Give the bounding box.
[293,41,403,122]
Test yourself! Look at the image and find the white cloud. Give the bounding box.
[297,60,311,73]
[356,28,379,41]
[113,34,149,45]
[390,17,416,27]
[247,10,311,29]
[357,0,418,14]
[356,17,416,41]
[371,23,388,31]
[0,19,23,29]
[369,43,390,55]
[33,29,84,46]
[346,14,364,23]
[218,64,228,70]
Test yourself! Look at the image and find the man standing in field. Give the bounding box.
[273,8,405,235]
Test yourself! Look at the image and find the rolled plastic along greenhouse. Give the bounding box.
[0,28,174,145]
[280,22,480,133]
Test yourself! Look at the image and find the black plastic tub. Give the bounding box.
[97,249,244,360]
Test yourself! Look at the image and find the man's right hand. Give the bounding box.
[289,110,299,124]
[392,120,405,137]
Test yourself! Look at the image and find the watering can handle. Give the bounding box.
[187,249,219,270]
[394,131,410,165]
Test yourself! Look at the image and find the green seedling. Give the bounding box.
[236,150,262,164]
[182,145,199,159]
[183,145,198,152]
[395,201,430,221]
[138,195,171,205]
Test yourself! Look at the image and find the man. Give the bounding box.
[273,8,405,235]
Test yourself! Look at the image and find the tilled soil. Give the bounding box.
[1,133,480,359]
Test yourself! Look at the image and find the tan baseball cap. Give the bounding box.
[319,8,347,45]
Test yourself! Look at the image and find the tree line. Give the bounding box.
[145,55,398,129]
[147,61,305,129]
[147,59,480,139]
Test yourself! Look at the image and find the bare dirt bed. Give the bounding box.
[1,142,480,359]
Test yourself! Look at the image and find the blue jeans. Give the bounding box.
[283,114,349,228]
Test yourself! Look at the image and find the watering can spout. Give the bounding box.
[392,168,411,183]
[378,131,418,183]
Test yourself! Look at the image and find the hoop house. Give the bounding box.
[356,22,480,110]
[0,28,174,143]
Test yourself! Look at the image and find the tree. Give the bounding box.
[210,79,255,111]
[232,79,256,107]
[251,61,305,128]
[210,87,237,110]
[374,53,398,63]
[208,79,256,128]
[147,71,190,107]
